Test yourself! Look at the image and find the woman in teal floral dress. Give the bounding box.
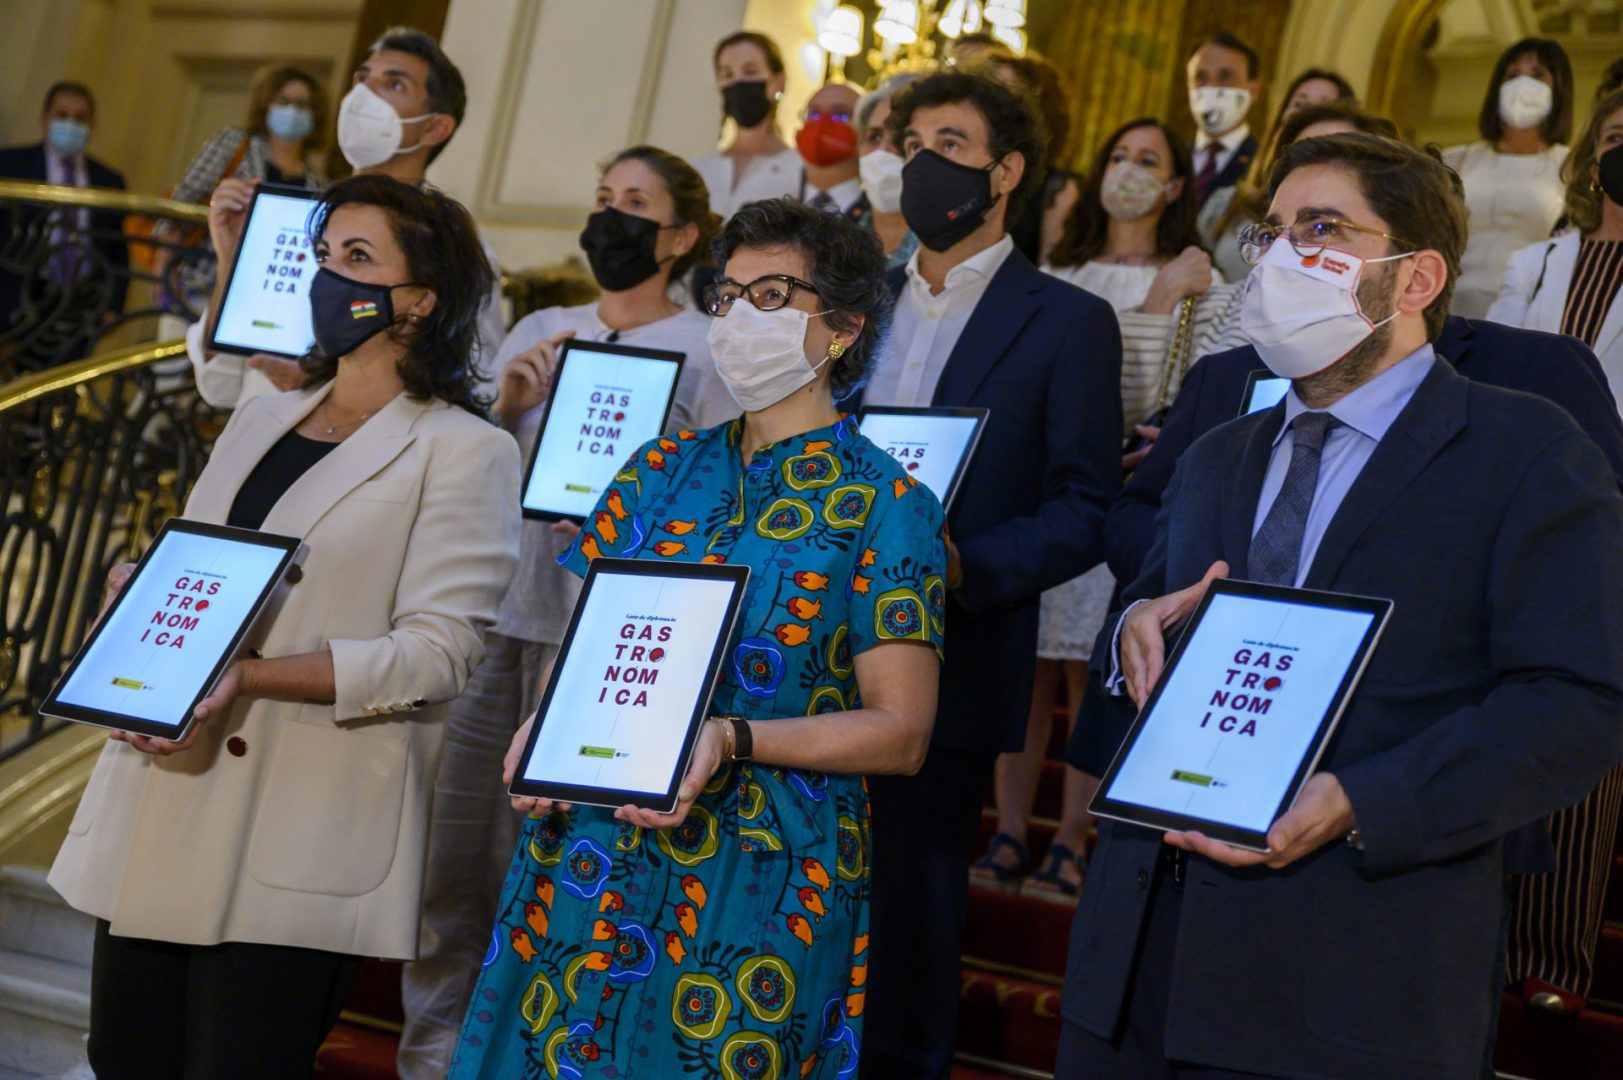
[453,199,947,1080]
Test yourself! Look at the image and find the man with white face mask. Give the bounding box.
[186,26,506,408]
[1056,132,1623,1078]
[1187,33,1261,212]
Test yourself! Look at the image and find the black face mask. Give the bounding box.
[722,80,773,128]
[900,149,1001,252]
[309,266,410,359]
[580,206,666,291]
[1599,145,1623,206]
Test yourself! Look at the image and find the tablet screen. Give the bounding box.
[512,559,749,810]
[1093,581,1389,848]
[857,406,989,509]
[208,185,319,358]
[44,521,301,737]
[1240,370,1290,416]
[521,341,685,522]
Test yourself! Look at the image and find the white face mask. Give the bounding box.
[859,149,906,214]
[337,83,435,169]
[1099,161,1168,221]
[1189,85,1252,136]
[1499,74,1553,130]
[1239,238,1411,380]
[708,300,832,412]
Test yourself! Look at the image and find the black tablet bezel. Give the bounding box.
[1090,578,1392,851]
[40,519,303,740]
[520,339,687,524]
[205,183,321,359]
[855,405,991,510]
[508,557,751,812]
[1239,369,1291,417]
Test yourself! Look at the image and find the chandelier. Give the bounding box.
[818,0,1028,83]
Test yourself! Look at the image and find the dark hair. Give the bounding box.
[600,145,722,284]
[1599,57,1623,102]
[1050,119,1200,269]
[949,31,1012,61]
[1271,69,1356,130]
[369,26,467,163]
[1477,37,1572,146]
[712,31,785,75]
[42,81,94,117]
[246,63,328,152]
[1188,32,1260,81]
[987,54,1073,166]
[1270,133,1465,339]
[711,198,891,401]
[1220,100,1400,238]
[1561,88,1623,233]
[885,71,1049,223]
[302,175,495,415]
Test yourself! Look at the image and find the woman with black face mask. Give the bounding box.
[51,175,521,1077]
[395,145,736,1076]
[1484,85,1623,1019]
[692,30,801,219]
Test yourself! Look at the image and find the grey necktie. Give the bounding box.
[808,191,838,213]
[1248,411,1340,586]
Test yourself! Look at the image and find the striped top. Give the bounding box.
[1561,238,1623,348]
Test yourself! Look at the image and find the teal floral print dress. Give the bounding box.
[451,415,947,1080]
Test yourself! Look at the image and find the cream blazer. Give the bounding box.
[50,383,520,960]
[1487,230,1623,405]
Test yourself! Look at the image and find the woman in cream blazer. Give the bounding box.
[50,176,520,1077]
[1488,229,1623,408]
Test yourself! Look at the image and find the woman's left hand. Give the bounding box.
[617,718,727,830]
[111,659,251,756]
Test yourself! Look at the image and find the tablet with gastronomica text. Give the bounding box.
[206,184,321,359]
[41,519,304,740]
[510,558,750,813]
[856,405,989,510]
[1090,579,1392,852]
[1240,369,1291,416]
[521,340,686,523]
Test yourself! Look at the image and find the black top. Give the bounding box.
[263,162,308,188]
[226,431,338,530]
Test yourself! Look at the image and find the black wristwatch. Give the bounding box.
[715,714,753,761]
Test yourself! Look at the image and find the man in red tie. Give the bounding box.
[1187,33,1261,210]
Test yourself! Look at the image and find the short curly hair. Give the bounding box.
[885,71,1049,224]
[711,198,892,401]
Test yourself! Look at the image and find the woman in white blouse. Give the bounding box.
[970,119,1220,898]
[690,31,801,219]
[1443,37,1574,318]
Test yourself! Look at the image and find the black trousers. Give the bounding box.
[862,743,996,1080]
[88,920,361,1079]
[1055,865,1264,1078]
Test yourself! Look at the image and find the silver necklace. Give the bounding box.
[321,398,373,436]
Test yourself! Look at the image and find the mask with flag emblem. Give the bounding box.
[308,266,418,359]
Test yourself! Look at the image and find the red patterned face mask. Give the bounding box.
[796,115,858,167]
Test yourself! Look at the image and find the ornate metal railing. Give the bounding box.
[0,178,212,378]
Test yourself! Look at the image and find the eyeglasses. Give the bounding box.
[1238,218,1406,266]
[703,274,820,316]
[802,108,853,123]
[270,96,312,109]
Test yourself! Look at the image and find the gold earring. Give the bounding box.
[826,341,846,360]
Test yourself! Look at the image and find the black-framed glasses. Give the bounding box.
[703,274,820,316]
[1238,217,1405,266]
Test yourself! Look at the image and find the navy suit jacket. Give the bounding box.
[0,141,130,325]
[862,248,1123,752]
[1065,360,1623,1076]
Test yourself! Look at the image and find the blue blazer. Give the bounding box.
[1064,360,1623,1076]
[862,248,1123,752]
[0,141,131,327]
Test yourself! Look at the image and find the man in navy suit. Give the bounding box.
[1188,33,1260,212]
[855,71,1123,1079]
[1059,133,1623,1077]
[0,81,130,354]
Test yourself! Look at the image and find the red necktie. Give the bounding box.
[1196,143,1221,207]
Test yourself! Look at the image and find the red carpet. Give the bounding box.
[317,706,1623,1080]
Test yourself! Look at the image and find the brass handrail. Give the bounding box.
[0,178,209,223]
[0,339,189,414]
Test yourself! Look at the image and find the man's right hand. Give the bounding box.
[206,178,259,267]
[1119,560,1229,706]
[494,330,576,431]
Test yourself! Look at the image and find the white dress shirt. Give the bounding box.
[864,233,1015,407]
[803,175,863,214]
[1194,123,1251,183]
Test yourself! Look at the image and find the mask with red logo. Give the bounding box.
[796,114,858,167]
[1239,240,1412,380]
